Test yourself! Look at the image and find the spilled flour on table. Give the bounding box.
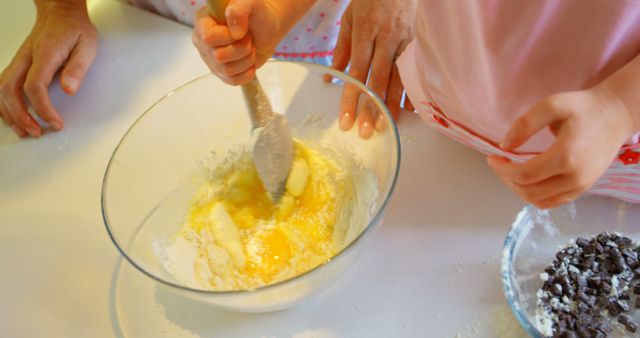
[453,303,528,338]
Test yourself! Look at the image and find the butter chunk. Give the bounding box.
[209,203,246,269]
[277,193,296,219]
[285,158,309,197]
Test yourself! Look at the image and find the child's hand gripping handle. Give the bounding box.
[205,0,274,127]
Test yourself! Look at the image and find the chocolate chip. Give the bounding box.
[576,302,590,314]
[608,248,622,258]
[597,297,610,309]
[619,237,633,248]
[577,291,589,304]
[575,325,590,338]
[626,321,638,333]
[556,251,569,261]
[626,256,640,270]
[576,312,591,325]
[613,259,627,274]
[597,233,610,244]
[583,244,596,255]
[576,238,590,248]
[618,314,630,325]
[586,326,600,337]
[587,277,601,288]
[607,303,621,316]
[561,275,572,288]
[580,256,595,271]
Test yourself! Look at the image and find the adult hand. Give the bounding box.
[487,87,636,209]
[192,0,282,86]
[0,0,97,138]
[325,0,416,139]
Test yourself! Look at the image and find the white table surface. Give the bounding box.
[0,1,531,337]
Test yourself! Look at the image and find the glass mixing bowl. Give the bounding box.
[101,61,400,312]
[502,195,640,337]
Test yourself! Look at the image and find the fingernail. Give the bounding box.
[63,76,79,94]
[339,112,352,130]
[359,121,373,139]
[26,127,40,138]
[50,121,63,130]
[227,11,241,38]
[375,114,386,131]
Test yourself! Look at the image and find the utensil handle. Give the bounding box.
[205,0,273,128]
[241,77,274,127]
[205,0,229,24]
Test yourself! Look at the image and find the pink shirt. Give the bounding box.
[398,0,640,153]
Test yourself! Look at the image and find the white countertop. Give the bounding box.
[0,1,530,337]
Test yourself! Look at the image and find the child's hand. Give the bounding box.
[0,0,97,138]
[326,0,416,139]
[487,88,636,209]
[192,1,280,86]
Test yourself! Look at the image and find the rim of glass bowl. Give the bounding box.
[101,60,401,295]
[501,205,545,338]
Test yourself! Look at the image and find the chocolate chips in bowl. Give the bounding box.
[537,232,640,337]
[501,196,640,338]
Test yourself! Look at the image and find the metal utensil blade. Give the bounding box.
[252,114,294,202]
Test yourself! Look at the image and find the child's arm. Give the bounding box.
[0,0,97,137]
[192,0,316,85]
[487,54,640,209]
[600,53,640,129]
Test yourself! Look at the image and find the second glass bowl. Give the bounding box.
[502,195,640,337]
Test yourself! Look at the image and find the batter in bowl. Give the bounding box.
[161,140,373,291]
